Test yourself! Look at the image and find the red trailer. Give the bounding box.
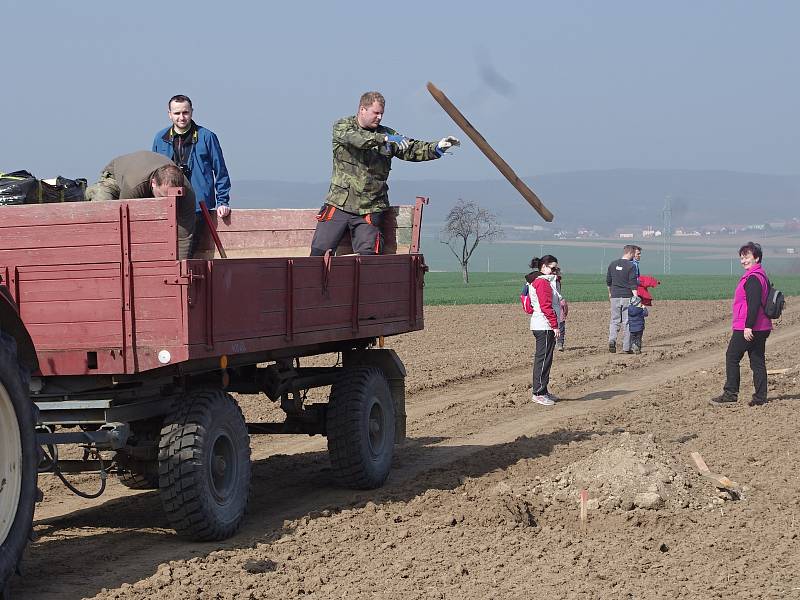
[0,192,428,574]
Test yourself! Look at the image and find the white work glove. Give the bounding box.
[436,135,461,154]
[216,204,231,218]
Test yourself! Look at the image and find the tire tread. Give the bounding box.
[327,367,394,489]
[158,390,251,541]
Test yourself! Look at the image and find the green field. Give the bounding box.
[421,238,800,276]
[423,272,800,305]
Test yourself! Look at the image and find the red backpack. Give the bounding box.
[520,283,533,315]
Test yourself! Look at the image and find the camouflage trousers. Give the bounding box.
[84,171,120,202]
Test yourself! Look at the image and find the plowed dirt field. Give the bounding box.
[10,300,800,600]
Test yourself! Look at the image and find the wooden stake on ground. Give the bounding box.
[767,368,790,375]
[690,451,741,492]
[690,452,709,473]
[579,489,588,530]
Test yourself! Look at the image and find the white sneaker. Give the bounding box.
[533,394,555,406]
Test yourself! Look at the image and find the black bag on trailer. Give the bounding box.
[41,176,88,203]
[0,170,40,205]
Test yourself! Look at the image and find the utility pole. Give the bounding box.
[601,246,606,274]
[662,196,672,275]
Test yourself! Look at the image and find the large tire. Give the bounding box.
[158,390,251,541]
[327,367,395,489]
[0,332,36,590]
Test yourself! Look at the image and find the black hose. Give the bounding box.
[41,434,109,500]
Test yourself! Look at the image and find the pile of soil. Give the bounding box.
[531,431,708,512]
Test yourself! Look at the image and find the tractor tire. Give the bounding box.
[327,367,395,489]
[157,390,251,541]
[0,332,36,590]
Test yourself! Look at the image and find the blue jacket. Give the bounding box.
[152,123,231,212]
[627,305,648,333]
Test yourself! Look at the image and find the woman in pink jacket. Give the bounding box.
[711,242,772,406]
[525,255,561,406]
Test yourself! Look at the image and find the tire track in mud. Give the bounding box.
[401,313,736,433]
[13,313,800,600]
[393,320,800,482]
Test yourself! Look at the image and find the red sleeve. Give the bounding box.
[533,279,558,329]
[639,275,660,288]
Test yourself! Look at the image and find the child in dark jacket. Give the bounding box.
[627,297,648,354]
[553,267,568,351]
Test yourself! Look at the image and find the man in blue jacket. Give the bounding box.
[153,94,231,255]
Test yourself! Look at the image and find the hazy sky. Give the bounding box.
[1,1,797,185]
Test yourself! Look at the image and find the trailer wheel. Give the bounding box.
[327,367,395,489]
[0,332,36,590]
[117,464,159,490]
[158,390,251,541]
[116,423,160,490]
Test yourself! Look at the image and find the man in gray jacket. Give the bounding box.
[85,151,195,259]
[606,245,640,353]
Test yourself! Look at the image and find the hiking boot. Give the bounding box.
[557,344,565,352]
[623,349,634,354]
[608,342,616,353]
[710,392,738,405]
[632,344,641,354]
[532,394,555,406]
[748,397,767,407]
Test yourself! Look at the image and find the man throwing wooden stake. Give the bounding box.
[311,91,459,256]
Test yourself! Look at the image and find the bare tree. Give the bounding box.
[441,199,503,284]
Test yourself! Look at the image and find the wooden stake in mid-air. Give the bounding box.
[426,81,554,222]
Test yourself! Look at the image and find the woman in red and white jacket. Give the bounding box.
[525,255,561,406]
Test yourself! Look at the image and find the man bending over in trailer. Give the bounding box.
[310,91,459,256]
[85,150,196,259]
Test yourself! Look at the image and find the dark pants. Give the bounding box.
[310,205,384,256]
[630,328,643,349]
[532,330,556,395]
[557,321,566,348]
[724,330,770,401]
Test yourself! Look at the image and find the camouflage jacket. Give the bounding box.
[325,116,441,215]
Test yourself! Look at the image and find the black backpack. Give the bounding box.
[763,282,785,319]
[753,270,784,320]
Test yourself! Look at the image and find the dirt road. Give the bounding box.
[10,300,800,599]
